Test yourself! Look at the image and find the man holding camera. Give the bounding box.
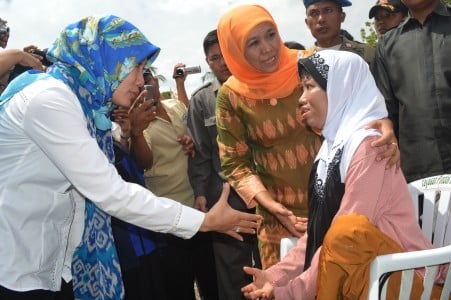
[0,18,46,95]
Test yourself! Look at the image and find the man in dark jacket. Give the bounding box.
[373,0,451,182]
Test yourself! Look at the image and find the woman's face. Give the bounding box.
[244,22,281,73]
[299,75,328,129]
[112,61,146,108]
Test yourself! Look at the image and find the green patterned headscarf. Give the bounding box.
[45,15,160,299]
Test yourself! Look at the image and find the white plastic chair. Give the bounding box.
[280,236,299,260]
[368,174,451,300]
[279,174,451,298]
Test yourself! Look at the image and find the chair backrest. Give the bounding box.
[408,174,451,247]
[368,174,451,300]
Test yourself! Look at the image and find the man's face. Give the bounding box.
[305,1,345,45]
[373,9,406,37]
[401,0,436,10]
[205,43,231,84]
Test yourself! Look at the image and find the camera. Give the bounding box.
[8,48,53,83]
[175,66,201,77]
[29,48,53,67]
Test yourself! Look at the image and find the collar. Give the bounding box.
[211,78,222,94]
[400,0,450,32]
[313,36,343,50]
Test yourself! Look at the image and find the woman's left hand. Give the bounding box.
[242,266,275,299]
[111,107,131,137]
[366,118,400,170]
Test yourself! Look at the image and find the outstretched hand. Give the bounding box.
[242,266,275,299]
[200,183,262,241]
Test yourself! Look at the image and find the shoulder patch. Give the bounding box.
[191,81,213,97]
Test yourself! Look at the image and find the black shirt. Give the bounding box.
[374,1,451,182]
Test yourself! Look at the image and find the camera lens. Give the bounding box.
[175,68,184,76]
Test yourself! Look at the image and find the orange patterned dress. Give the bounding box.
[216,84,322,268]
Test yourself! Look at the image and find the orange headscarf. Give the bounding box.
[217,4,300,100]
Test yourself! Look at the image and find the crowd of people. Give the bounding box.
[0,0,449,299]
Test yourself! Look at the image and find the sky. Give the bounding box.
[0,0,374,95]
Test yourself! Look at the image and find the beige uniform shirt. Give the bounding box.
[143,99,195,207]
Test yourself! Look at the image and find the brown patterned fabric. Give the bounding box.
[216,85,322,268]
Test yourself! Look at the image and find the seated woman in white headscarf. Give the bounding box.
[241,50,447,300]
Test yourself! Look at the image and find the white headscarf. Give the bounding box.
[301,50,388,183]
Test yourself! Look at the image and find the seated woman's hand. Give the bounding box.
[242,266,275,299]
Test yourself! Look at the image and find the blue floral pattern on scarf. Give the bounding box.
[36,15,158,299]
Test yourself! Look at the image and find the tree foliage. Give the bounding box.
[360,21,378,47]
[160,91,172,99]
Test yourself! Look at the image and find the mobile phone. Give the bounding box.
[143,84,157,109]
[144,84,154,101]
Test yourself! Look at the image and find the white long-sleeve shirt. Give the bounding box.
[0,77,204,291]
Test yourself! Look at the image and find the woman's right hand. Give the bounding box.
[255,191,305,238]
[199,183,262,241]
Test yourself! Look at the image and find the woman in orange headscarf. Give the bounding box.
[216,4,398,269]
[216,4,320,268]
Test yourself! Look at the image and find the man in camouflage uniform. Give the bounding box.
[304,0,376,71]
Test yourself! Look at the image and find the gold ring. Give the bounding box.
[235,227,240,233]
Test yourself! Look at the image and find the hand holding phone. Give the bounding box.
[144,84,157,109]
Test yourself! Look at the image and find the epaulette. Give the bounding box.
[191,81,213,97]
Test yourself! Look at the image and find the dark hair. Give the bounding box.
[203,29,219,56]
[298,64,313,81]
[284,41,306,50]
[298,56,328,91]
